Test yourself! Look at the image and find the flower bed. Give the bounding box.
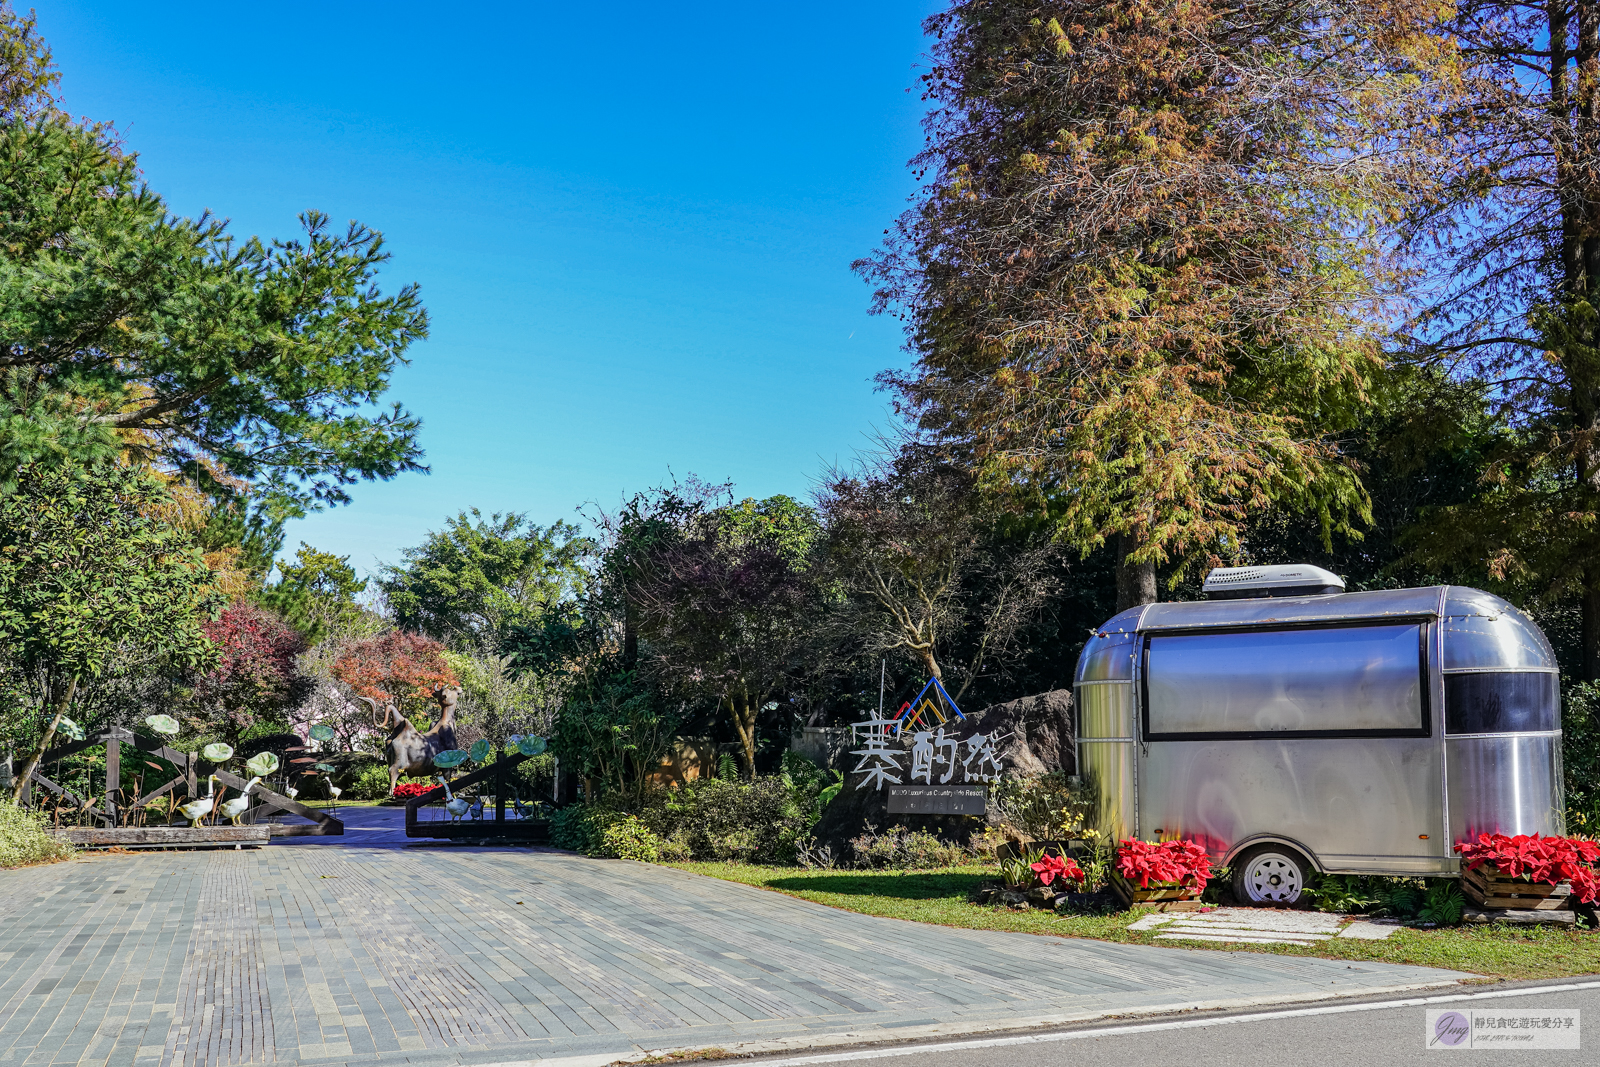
[391,781,438,801]
[1456,833,1600,908]
[1111,838,1211,905]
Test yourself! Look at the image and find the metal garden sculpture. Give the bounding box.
[364,685,461,796]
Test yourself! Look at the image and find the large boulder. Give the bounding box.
[810,688,1075,859]
[965,688,1075,777]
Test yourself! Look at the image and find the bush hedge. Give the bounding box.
[0,803,73,869]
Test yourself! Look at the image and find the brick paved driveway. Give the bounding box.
[0,820,1467,1067]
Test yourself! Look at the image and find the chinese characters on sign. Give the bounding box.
[851,715,1007,790]
[850,717,904,790]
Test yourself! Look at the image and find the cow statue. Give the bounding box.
[361,686,462,796]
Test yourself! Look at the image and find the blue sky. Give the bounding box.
[41,1,942,576]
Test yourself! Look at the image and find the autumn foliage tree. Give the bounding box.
[189,602,311,748]
[859,0,1445,606]
[330,631,457,726]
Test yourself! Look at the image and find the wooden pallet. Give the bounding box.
[1462,863,1572,911]
[1111,872,1201,906]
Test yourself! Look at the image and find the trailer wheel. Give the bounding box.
[1233,846,1310,905]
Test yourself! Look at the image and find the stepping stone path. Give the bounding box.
[1127,907,1401,946]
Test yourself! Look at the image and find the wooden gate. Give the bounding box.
[21,725,342,847]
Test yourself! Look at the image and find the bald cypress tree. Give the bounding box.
[859,0,1445,606]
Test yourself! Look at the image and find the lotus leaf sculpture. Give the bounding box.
[245,751,280,777]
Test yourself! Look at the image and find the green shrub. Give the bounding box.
[849,825,973,869]
[549,761,832,865]
[0,803,73,869]
[652,774,817,864]
[1565,682,1600,833]
[348,763,392,801]
[657,835,692,863]
[1305,874,1381,913]
[549,803,608,853]
[600,814,662,862]
[992,773,1095,840]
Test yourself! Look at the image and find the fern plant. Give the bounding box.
[1418,880,1466,925]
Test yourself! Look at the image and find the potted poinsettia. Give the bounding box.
[1028,852,1087,905]
[1111,838,1212,905]
[1456,833,1600,910]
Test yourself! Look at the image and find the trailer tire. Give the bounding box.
[1232,845,1310,905]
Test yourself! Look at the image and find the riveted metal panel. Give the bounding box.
[1075,631,1137,683]
[1440,590,1558,672]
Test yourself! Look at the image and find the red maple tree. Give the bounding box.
[192,601,310,745]
[330,631,457,723]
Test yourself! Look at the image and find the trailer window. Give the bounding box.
[1444,672,1557,734]
[1144,622,1428,740]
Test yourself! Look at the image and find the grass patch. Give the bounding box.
[0,803,74,869]
[671,862,1600,982]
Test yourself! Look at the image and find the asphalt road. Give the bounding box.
[747,979,1600,1067]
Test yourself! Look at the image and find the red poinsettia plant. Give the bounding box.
[391,782,438,800]
[1030,853,1086,886]
[1116,838,1213,890]
[1456,833,1600,905]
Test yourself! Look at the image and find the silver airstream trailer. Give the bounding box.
[1073,564,1564,904]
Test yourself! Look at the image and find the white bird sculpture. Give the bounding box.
[178,776,218,826]
[285,783,298,800]
[513,795,534,821]
[470,796,485,820]
[324,776,342,810]
[218,777,261,825]
[436,776,471,821]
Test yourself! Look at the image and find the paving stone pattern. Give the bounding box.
[1,838,1464,1067]
[1126,908,1401,946]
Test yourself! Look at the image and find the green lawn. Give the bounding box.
[671,862,1600,981]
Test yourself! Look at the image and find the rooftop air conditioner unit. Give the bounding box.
[1202,564,1345,601]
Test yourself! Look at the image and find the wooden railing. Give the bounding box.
[22,726,342,844]
[405,750,549,841]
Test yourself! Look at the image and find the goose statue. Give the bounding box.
[324,776,342,810]
[436,776,471,821]
[218,777,262,825]
[469,796,486,820]
[177,775,218,826]
[513,795,534,821]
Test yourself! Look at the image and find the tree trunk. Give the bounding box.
[726,689,758,779]
[622,596,638,670]
[9,675,78,806]
[1571,3,1600,679]
[1583,571,1600,683]
[1115,532,1157,613]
